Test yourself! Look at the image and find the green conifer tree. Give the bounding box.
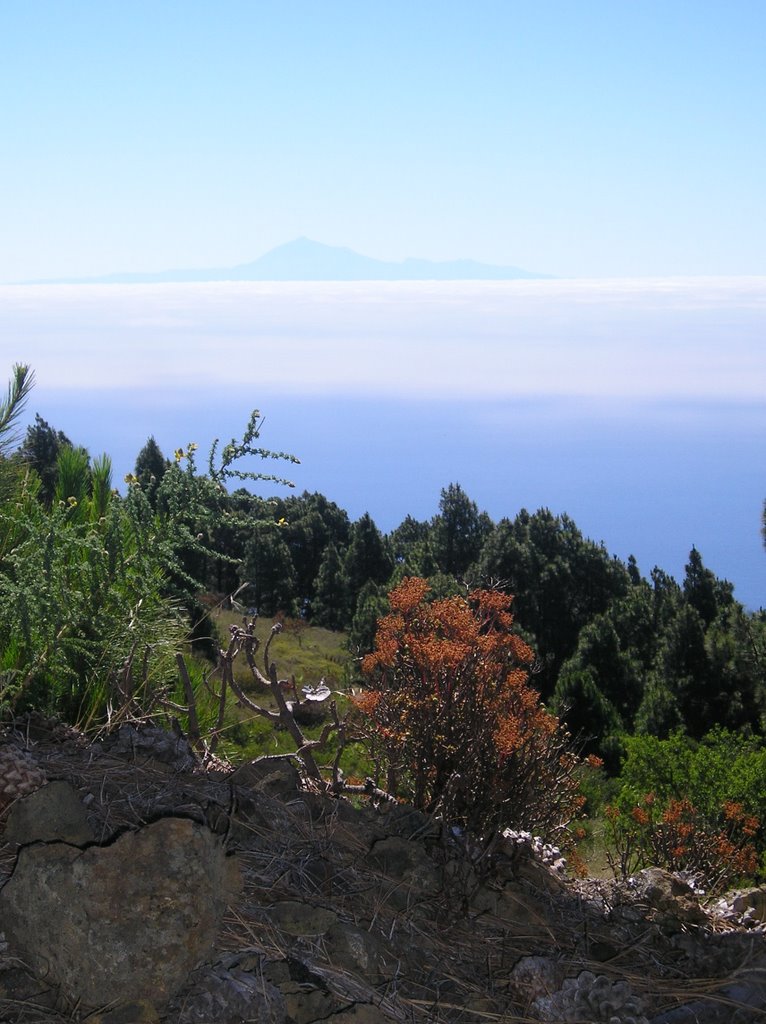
[134,436,170,509]
[18,413,72,506]
[311,543,347,630]
[431,483,493,578]
[343,513,393,619]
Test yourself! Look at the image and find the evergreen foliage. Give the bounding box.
[134,436,169,508]
[684,545,730,627]
[3,361,765,822]
[311,542,347,630]
[17,412,72,506]
[347,579,388,656]
[0,366,300,724]
[343,512,393,621]
[478,509,630,697]
[283,491,350,604]
[431,482,493,577]
[242,521,299,617]
[0,365,35,457]
[0,462,183,720]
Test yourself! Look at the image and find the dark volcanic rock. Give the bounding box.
[3,726,766,1024]
[165,963,286,1024]
[3,780,95,846]
[0,817,239,1009]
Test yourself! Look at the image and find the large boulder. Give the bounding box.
[0,817,240,1010]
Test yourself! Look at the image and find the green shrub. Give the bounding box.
[0,365,299,729]
[617,727,766,827]
[0,471,185,721]
[604,726,766,890]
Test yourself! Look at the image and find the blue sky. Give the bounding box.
[2,1,765,281]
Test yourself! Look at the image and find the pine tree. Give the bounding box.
[343,513,393,617]
[477,508,629,698]
[683,547,721,627]
[281,492,350,606]
[656,604,712,738]
[311,543,347,630]
[18,412,72,506]
[134,436,170,509]
[348,580,388,655]
[552,667,623,766]
[0,365,35,511]
[0,365,35,457]
[431,483,493,578]
[242,522,298,617]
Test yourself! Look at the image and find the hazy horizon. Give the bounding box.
[8,237,553,286]
[3,277,764,610]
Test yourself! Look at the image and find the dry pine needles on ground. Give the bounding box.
[1,719,766,1024]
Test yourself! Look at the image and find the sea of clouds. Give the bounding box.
[2,277,765,398]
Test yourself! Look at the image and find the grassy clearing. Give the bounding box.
[214,698,375,776]
[187,612,374,772]
[210,609,353,692]
[572,819,615,878]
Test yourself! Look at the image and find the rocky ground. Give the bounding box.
[1,718,766,1024]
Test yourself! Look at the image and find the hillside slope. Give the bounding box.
[1,720,765,1024]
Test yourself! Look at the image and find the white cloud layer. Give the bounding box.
[2,278,765,401]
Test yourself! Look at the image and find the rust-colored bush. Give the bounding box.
[354,577,584,838]
[604,793,759,893]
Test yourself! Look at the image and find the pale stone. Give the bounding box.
[732,887,766,921]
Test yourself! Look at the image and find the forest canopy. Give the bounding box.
[2,364,765,781]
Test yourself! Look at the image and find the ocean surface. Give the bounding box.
[1,278,764,609]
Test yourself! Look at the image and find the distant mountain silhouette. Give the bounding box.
[25,238,551,283]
